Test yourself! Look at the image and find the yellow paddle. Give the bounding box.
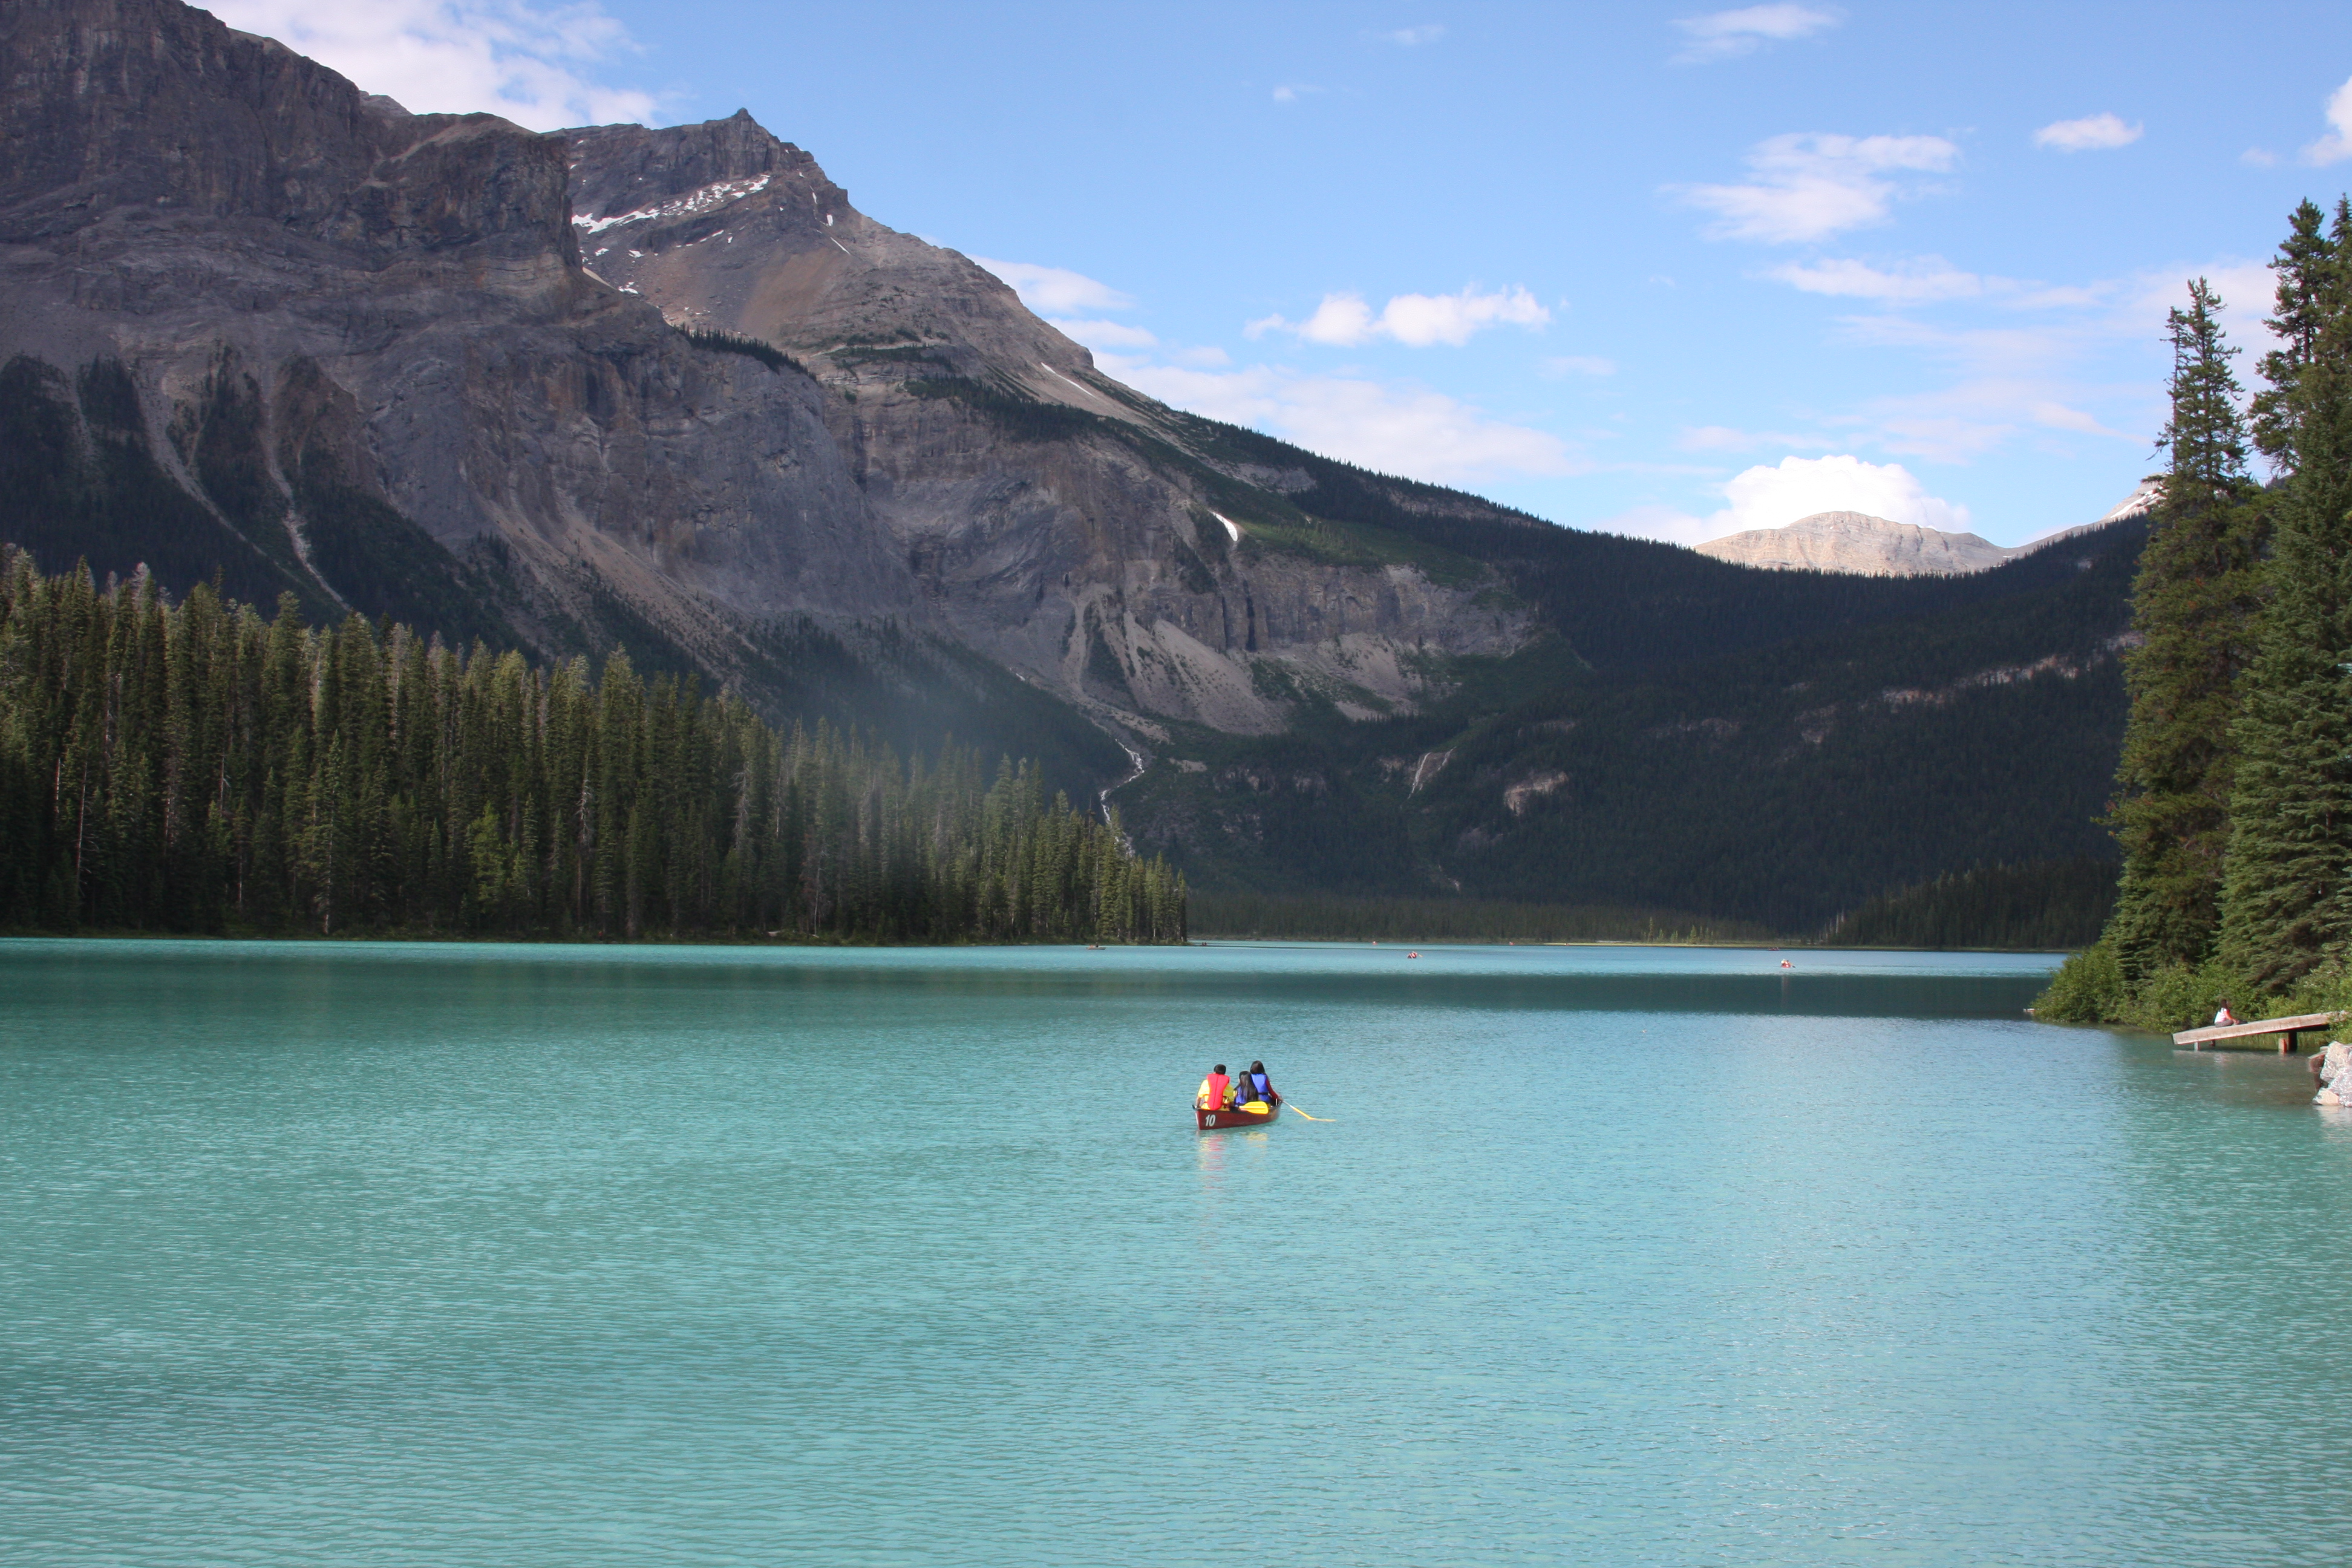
[1284,1102,1334,1121]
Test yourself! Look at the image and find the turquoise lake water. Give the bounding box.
[4,938,2350,1566]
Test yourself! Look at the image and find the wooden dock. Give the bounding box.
[2172,1011,2347,1054]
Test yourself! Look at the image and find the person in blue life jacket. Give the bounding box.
[1240,1060,1273,1106]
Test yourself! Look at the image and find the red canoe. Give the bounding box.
[1197,1093,1281,1130]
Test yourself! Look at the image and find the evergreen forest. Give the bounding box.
[1821,860,2117,952]
[0,549,1187,944]
[2042,197,2352,1027]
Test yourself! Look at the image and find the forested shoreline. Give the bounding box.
[2041,196,2352,1027]
[1187,890,1771,944]
[0,549,1186,943]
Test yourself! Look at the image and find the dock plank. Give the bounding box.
[2172,1011,2345,1048]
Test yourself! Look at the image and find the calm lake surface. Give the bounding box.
[4,938,2348,1566]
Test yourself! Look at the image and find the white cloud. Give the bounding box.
[1100,357,1575,485]
[1769,256,1985,303]
[1272,83,1323,105]
[1540,355,1618,377]
[1250,285,1550,347]
[2304,73,2352,165]
[1671,4,1840,63]
[2033,113,2143,152]
[1677,132,1960,244]
[204,0,656,130]
[972,258,1135,315]
[1719,454,1968,532]
[1603,454,1968,544]
[1050,318,1157,351]
[1377,25,1446,45]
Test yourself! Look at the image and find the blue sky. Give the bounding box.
[211,1,2352,546]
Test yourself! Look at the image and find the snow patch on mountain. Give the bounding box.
[574,174,774,234]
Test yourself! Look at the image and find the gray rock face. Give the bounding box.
[0,0,917,671]
[560,114,1534,733]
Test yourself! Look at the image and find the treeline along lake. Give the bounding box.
[0,549,1187,943]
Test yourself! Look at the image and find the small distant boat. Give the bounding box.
[1197,1092,1281,1131]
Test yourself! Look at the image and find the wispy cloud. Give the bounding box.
[2304,73,2352,165]
[205,0,656,129]
[1375,24,1446,45]
[1102,357,1575,485]
[2029,400,2129,437]
[1051,319,1157,352]
[1671,4,1840,64]
[1677,132,1960,244]
[2033,113,2143,152]
[1272,83,1324,105]
[977,261,1563,483]
[972,259,1135,315]
[2118,261,2278,353]
[1678,425,1829,452]
[1249,285,1550,347]
[1769,256,1985,303]
[1653,254,2270,524]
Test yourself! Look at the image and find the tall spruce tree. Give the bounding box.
[2252,200,2336,465]
[2220,200,2352,987]
[2105,279,2267,983]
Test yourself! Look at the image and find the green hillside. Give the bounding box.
[1115,515,2142,935]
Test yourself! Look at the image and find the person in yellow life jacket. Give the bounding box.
[1197,1063,1230,1111]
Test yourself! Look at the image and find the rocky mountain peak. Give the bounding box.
[558,108,1533,732]
[1696,480,2160,578]
[559,111,1122,413]
[564,109,837,228]
[1696,511,2016,577]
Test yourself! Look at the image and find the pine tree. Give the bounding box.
[2103,279,2269,982]
[2220,201,2352,987]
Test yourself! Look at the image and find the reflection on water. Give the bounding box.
[2,938,2349,1566]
